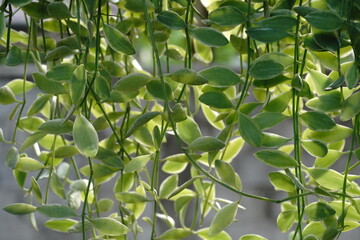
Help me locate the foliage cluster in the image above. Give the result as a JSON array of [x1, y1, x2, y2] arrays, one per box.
[[1, 0, 360, 239]]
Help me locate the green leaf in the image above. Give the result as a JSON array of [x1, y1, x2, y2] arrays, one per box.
[[197, 227, 231, 240], [261, 132, 291, 148], [277, 211, 296, 233], [262, 91, 292, 112], [114, 73, 152, 91], [94, 75, 111, 101], [209, 6, 246, 27], [340, 91, 360, 121], [31, 177, 42, 203], [124, 155, 151, 173], [300, 111, 336, 131], [114, 192, 150, 203], [199, 66, 240, 87], [199, 92, 233, 109], [215, 160, 241, 190], [47, 2, 71, 19], [305, 10, 343, 31], [97, 198, 114, 213], [177, 117, 202, 144], [253, 112, 289, 130], [308, 124, 352, 143], [307, 167, 351, 190], [249, 59, 284, 80], [38, 119, 73, 134], [20, 132, 47, 152], [3, 203, 37, 215], [162, 161, 188, 174], [159, 175, 178, 199], [44, 219, 78, 232], [305, 202, 336, 221], [45, 46, 75, 61], [33, 73, 67, 95], [313, 31, 340, 52], [54, 145, 79, 158], [21, 2, 50, 19], [5, 79, 36, 96], [315, 150, 344, 168], [246, 28, 290, 43], [157, 10, 186, 30], [69, 64, 86, 106], [27, 94, 52, 116], [171, 103, 187, 122], [269, 172, 296, 192], [156, 228, 193, 239], [345, 62, 359, 89], [256, 16, 297, 32], [301, 139, 328, 158], [46, 64, 76, 82], [0, 86, 18, 105], [91, 217, 129, 236], [8, 0, 32, 7], [170, 68, 208, 85], [125, 112, 161, 138], [146, 80, 173, 100], [188, 136, 225, 152], [194, 39, 213, 64], [73, 114, 99, 158], [5, 146, 19, 169], [103, 24, 135, 55], [51, 173, 66, 199], [238, 112, 262, 147], [37, 204, 77, 218], [6, 45, 22, 66], [190, 27, 229, 47], [209, 202, 238, 236], [239, 234, 268, 240], [0, 12, 5, 40], [306, 91, 342, 112], [16, 157, 45, 172], [254, 150, 298, 168]]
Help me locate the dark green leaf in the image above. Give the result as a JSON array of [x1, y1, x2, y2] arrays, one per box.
[[114, 73, 152, 91], [27, 94, 52, 116], [33, 73, 67, 95], [103, 24, 135, 55], [340, 91, 360, 121], [46, 64, 76, 82], [8, 0, 32, 8], [146, 80, 173, 100], [253, 112, 289, 130], [199, 92, 233, 109], [254, 150, 298, 168], [301, 140, 328, 158], [313, 31, 340, 52], [249, 60, 284, 80], [345, 62, 359, 89], [199, 66, 240, 87], [125, 112, 161, 138], [190, 27, 229, 47], [47, 2, 72, 19], [38, 119, 73, 134], [305, 202, 336, 221], [21, 2, 50, 19], [247, 28, 290, 43], [300, 111, 336, 131], [6, 45, 22, 66], [256, 16, 297, 32], [305, 11, 343, 31], [209, 6, 246, 27], [306, 91, 342, 112], [45, 46, 75, 61], [157, 10, 186, 30], [188, 136, 225, 152], [94, 75, 111, 101], [238, 112, 262, 147]]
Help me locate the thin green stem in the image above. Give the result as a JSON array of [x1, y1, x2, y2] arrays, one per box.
[[82, 157, 93, 240], [5, 4, 12, 55]]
